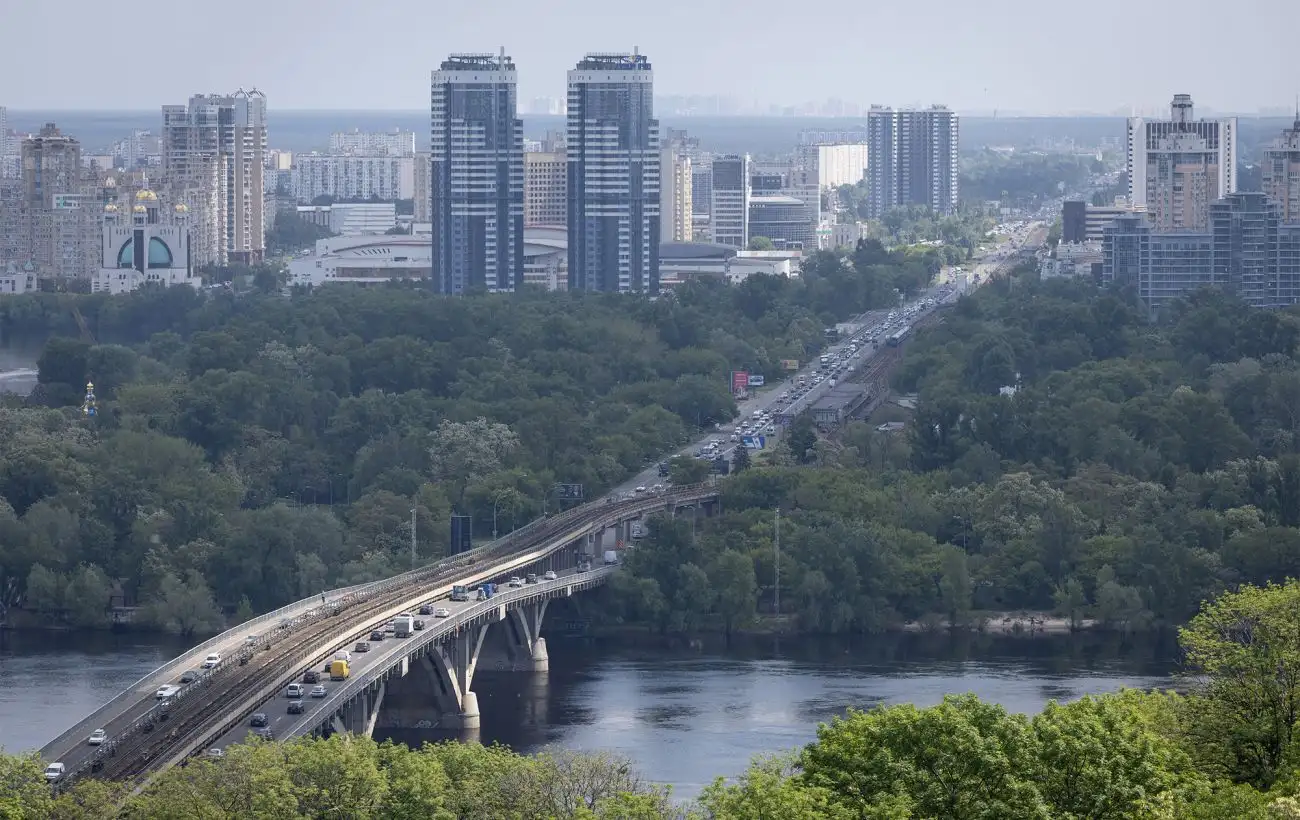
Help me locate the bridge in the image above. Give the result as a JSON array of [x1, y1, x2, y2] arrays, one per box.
[[40, 484, 722, 787]]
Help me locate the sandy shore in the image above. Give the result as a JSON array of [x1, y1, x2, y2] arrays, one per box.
[[900, 613, 1098, 635]]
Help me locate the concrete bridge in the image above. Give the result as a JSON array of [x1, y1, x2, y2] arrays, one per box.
[[40, 485, 721, 787]]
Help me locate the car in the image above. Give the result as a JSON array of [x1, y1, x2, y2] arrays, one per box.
[[44, 763, 65, 781], [287, 700, 305, 715], [156, 684, 181, 699], [508, 578, 523, 588], [543, 570, 557, 581], [250, 713, 269, 727], [418, 605, 433, 616], [244, 635, 259, 646], [87, 729, 107, 746], [255, 728, 275, 741], [433, 607, 451, 618], [355, 641, 371, 652], [413, 619, 425, 630], [180, 670, 199, 684], [286, 683, 304, 698], [370, 630, 385, 641], [526, 573, 539, 584], [302, 669, 320, 684], [635, 486, 647, 494], [206, 748, 224, 760], [310, 685, 327, 698], [383, 621, 396, 634], [202, 653, 221, 669]]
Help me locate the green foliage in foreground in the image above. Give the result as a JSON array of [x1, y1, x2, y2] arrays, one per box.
[[13, 581, 1300, 819]]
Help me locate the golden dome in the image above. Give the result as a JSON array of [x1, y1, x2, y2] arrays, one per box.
[[104, 203, 118, 213], [132, 204, 147, 214], [135, 189, 158, 202]]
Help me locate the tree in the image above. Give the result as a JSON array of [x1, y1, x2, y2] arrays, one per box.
[[731, 443, 752, 473], [63, 563, 113, 628], [748, 236, 775, 251], [23, 563, 64, 613], [710, 550, 757, 639], [669, 455, 711, 486], [1180, 579, 1300, 787], [786, 415, 818, 465], [699, 755, 857, 819], [428, 418, 519, 507], [142, 569, 224, 636]]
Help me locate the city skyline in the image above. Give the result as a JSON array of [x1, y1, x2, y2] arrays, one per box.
[[5, 0, 1294, 115]]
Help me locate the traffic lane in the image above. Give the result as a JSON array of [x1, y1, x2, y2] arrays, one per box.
[[208, 570, 588, 753], [51, 591, 356, 766]]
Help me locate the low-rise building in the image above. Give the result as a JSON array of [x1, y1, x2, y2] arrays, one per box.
[[810, 383, 869, 427], [296, 203, 397, 235], [92, 196, 200, 295]]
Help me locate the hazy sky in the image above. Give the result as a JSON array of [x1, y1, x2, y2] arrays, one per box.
[[4, 0, 1295, 114]]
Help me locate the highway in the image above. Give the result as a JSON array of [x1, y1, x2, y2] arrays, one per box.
[[204, 565, 604, 755]]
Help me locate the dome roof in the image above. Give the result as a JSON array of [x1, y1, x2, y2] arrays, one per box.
[[135, 189, 158, 201], [104, 203, 118, 213], [132, 204, 147, 213], [117, 236, 175, 269]]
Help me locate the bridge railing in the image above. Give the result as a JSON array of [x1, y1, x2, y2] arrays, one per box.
[[304, 565, 619, 734], [47, 483, 719, 765]]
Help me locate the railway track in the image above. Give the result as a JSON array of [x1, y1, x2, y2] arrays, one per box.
[[70, 486, 713, 786]]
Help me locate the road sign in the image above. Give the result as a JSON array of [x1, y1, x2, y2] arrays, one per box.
[[781, 359, 799, 371], [731, 371, 749, 394], [741, 435, 767, 450], [555, 483, 584, 501], [748, 375, 766, 387]]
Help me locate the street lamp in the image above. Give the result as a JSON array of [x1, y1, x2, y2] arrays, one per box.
[[492, 490, 509, 540]]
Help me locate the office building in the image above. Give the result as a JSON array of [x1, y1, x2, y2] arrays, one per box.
[[710, 154, 750, 249], [798, 143, 869, 190], [749, 193, 816, 248], [430, 51, 525, 294], [660, 145, 692, 242], [296, 202, 397, 234], [1063, 198, 1147, 243], [290, 154, 414, 202], [566, 51, 660, 293], [329, 129, 415, 157], [524, 151, 566, 227], [1126, 94, 1236, 232], [21, 124, 97, 279], [866, 105, 959, 218], [413, 152, 431, 222], [1062, 201, 1087, 244], [162, 90, 268, 266], [1263, 117, 1300, 225], [1103, 193, 1300, 313]]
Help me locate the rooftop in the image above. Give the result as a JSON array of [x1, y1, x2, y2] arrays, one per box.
[[659, 242, 737, 261]]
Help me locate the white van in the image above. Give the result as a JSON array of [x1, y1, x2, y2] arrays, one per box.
[[156, 684, 181, 699], [44, 762, 65, 781], [202, 653, 221, 669]]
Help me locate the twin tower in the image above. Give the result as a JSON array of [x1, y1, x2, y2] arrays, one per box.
[[430, 50, 659, 296]]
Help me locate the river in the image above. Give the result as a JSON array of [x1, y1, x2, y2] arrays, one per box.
[[0, 348, 39, 396], [0, 630, 1178, 802]]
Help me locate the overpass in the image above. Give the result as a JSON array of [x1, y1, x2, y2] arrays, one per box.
[[41, 484, 721, 787]]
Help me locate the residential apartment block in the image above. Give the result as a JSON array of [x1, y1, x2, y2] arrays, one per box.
[[290, 154, 415, 202], [866, 105, 959, 218], [710, 154, 750, 249], [524, 151, 566, 227], [328, 129, 416, 157], [1126, 94, 1236, 232], [659, 145, 692, 242], [1263, 117, 1300, 226]]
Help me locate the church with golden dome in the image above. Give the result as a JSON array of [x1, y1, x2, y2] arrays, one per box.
[[93, 177, 199, 294]]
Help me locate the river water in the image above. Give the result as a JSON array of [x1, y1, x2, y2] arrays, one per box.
[[0, 348, 39, 396], [0, 630, 1178, 802]]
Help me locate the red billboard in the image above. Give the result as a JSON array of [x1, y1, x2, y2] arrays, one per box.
[[731, 371, 749, 394]]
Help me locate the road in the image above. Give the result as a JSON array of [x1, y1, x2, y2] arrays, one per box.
[[204, 566, 595, 754]]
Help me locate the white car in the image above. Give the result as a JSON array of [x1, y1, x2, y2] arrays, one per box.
[[87, 729, 107, 746], [543, 571, 557, 581], [508, 578, 524, 588], [44, 763, 65, 782], [202, 653, 221, 669], [433, 607, 451, 618]]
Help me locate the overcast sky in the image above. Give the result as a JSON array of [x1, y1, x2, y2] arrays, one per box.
[[4, 0, 1295, 114]]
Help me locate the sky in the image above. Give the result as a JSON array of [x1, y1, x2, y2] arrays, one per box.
[[3, 0, 1295, 115]]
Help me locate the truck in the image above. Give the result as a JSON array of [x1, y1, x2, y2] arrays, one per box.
[[449, 585, 470, 602], [477, 583, 496, 601], [819, 355, 830, 367], [603, 550, 618, 565], [329, 659, 350, 681], [394, 615, 414, 638]]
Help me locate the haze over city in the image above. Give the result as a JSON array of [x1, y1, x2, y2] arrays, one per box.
[[4, 0, 1295, 114]]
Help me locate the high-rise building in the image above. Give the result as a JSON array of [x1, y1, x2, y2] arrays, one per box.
[[866, 105, 959, 218], [710, 154, 750, 248], [290, 154, 415, 202], [1263, 116, 1300, 225], [797, 143, 869, 190], [524, 151, 566, 227], [430, 51, 524, 294], [1126, 94, 1236, 232], [21, 124, 96, 278], [566, 51, 659, 293], [659, 145, 692, 242], [328, 129, 416, 157], [413, 152, 431, 223], [162, 90, 268, 266]]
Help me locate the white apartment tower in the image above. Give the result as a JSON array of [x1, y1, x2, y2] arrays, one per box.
[[567, 51, 660, 293], [1264, 116, 1300, 226], [710, 154, 750, 248], [659, 145, 693, 242], [21, 124, 96, 279], [866, 105, 959, 218], [430, 51, 524, 294], [1126, 94, 1237, 232], [162, 89, 267, 266]]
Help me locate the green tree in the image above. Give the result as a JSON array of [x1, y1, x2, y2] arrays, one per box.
[[710, 550, 757, 638], [142, 569, 224, 636], [699, 755, 858, 819], [732, 443, 752, 473], [786, 416, 818, 465], [1180, 579, 1300, 787], [63, 563, 113, 628], [669, 455, 712, 486], [748, 236, 775, 251]]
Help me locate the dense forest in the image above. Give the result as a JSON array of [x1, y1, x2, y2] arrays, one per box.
[[605, 274, 1300, 633], [11, 581, 1300, 818], [0, 240, 934, 630]]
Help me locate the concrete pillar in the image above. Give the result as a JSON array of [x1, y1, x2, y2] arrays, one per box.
[[460, 690, 480, 729], [362, 681, 385, 738], [531, 637, 549, 672]]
